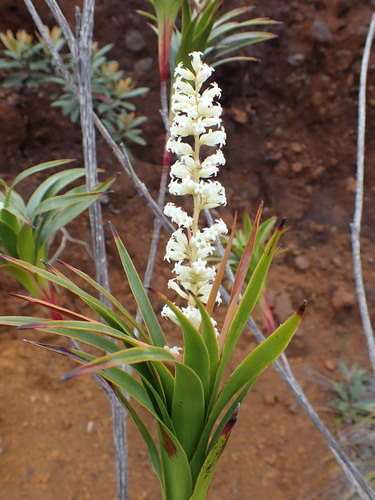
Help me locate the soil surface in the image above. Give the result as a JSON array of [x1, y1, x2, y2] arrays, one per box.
[[1, 1, 375, 499]]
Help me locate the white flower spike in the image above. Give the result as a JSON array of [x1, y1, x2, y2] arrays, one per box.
[[163, 52, 227, 329]]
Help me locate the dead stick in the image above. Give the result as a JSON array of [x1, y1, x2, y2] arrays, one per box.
[[351, 11, 375, 379]]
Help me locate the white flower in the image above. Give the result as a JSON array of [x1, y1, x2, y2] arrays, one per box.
[[174, 63, 195, 81], [167, 137, 194, 155], [163, 52, 227, 325], [170, 156, 197, 179], [199, 128, 226, 147], [197, 181, 227, 209], [164, 228, 190, 262], [200, 150, 225, 178], [164, 345, 183, 355], [164, 203, 193, 228], [190, 52, 214, 86]]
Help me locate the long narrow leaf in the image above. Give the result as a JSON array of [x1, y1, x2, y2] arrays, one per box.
[[190, 406, 238, 499], [10, 159, 74, 191], [154, 291, 210, 399], [61, 346, 175, 380], [57, 260, 147, 340], [26, 168, 87, 217], [172, 363, 205, 461], [110, 223, 167, 347]]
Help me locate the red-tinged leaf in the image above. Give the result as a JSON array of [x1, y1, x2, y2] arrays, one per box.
[[9, 293, 96, 322], [22, 339, 87, 363], [230, 201, 263, 303], [60, 346, 175, 381], [190, 406, 239, 500], [206, 212, 237, 317]]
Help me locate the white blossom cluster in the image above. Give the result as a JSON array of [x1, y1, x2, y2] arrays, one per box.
[[162, 52, 228, 330]]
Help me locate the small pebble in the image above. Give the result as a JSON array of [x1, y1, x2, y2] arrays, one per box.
[[125, 29, 146, 52], [294, 255, 311, 271], [324, 360, 337, 371], [292, 161, 303, 173], [312, 20, 333, 43]]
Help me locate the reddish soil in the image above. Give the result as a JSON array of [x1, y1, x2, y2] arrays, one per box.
[[1, 1, 375, 499]]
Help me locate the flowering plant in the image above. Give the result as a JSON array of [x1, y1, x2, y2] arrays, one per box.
[[0, 53, 303, 499]]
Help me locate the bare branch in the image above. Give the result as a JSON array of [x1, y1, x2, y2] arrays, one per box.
[[23, 1, 128, 498], [48, 227, 93, 265], [24, 0, 173, 235], [351, 11, 375, 378]]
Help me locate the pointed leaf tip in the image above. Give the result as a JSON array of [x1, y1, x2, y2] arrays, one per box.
[[56, 259, 69, 267], [222, 404, 240, 435], [40, 259, 57, 273], [60, 371, 74, 382], [108, 221, 119, 239], [297, 300, 307, 317], [277, 217, 287, 231], [18, 322, 45, 330]]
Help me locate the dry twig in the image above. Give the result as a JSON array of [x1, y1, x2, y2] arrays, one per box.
[[351, 11, 375, 378]]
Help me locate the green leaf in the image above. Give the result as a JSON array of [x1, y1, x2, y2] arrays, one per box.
[[213, 308, 303, 433], [32, 190, 108, 216], [61, 346, 175, 380], [22, 322, 122, 354], [56, 261, 147, 340], [212, 6, 255, 28], [10, 159, 74, 191], [172, 363, 205, 461], [112, 385, 162, 481], [192, 297, 218, 396], [190, 406, 238, 500], [192, 307, 303, 480], [159, 295, 210, 400], [110, 223, 167, 347], [219, 221, 285, 375], [157, 422, 193, 500], [16, 224, 36, 264], [0, 220, 18, 256], [0, 208, 21, 234], [0, 256, 136, 336], [26, 168, 86, 217], [0, 265, 40, 296]]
